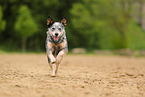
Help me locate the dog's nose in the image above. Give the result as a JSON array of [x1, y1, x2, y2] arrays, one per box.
[[55, 33, 58, 36]]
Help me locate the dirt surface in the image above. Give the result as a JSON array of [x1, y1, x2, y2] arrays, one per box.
[[0, 54, 145, 97]]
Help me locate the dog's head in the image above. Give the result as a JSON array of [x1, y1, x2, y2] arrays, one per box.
[[47, 16, 66, 42]]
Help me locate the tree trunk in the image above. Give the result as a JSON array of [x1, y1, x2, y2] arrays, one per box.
[[22, 37, 26, 52], [141, 1, 145, 30], [119, 0, 132, 48]]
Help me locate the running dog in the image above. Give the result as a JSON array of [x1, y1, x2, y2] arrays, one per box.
[[46, 16, 68, 77]]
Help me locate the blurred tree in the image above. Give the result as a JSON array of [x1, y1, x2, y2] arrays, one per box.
[[0, 6, 6, 34], [70, 0, 121, 49], [127, 20, 145, 49], [70, 0, 145, 50], [70, 0, 100, 48], [14, 5, 38, 52], [0, 0, 145, 51], [0, 0, 79, 51], [139, 0, 145, 30]]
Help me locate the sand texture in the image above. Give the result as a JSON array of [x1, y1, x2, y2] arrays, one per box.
[[0, 54, 145, 97]]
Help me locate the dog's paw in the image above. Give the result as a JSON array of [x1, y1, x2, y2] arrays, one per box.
[[51, 73, 56, 77], [51, 74, 56, 77]]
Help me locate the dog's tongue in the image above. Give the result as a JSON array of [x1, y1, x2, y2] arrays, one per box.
[[54, 36, 59, 41]]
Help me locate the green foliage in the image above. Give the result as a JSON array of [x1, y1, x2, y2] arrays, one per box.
[[0, 6, 6, 33], [127, 21, 145, 50], [70, 0, 145, 50], [14, 5, 38, 38], [70, 0, 100, 48], [0, 0, 145, 52], [70, 0, 116, 49]]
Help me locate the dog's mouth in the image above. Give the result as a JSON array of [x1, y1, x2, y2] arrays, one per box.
[[53, 36, 59, 41]]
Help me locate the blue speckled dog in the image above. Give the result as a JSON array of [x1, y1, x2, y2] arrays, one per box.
[[46, 16, 68, 77]]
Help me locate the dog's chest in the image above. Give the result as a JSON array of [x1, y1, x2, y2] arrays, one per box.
[[51, 45, 61, 56]]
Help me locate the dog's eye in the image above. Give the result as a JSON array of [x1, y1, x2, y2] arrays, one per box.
[[58, 28, 62, 31], [52, 28, 55, 31]]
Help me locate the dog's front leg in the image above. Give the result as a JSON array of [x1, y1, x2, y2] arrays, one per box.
[[47, 51, 56, 63], [55, 48, 68, 74], [47, 52, 57, 77]]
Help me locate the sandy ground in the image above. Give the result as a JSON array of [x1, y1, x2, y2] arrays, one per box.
[[0, 54, 145, 97]]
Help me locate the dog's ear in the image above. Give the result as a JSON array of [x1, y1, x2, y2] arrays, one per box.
[[47, 16, 54, 27], [61, 17, 67, 26]]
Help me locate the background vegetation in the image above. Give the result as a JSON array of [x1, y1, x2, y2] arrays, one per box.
[[0, 0, 145, 52]]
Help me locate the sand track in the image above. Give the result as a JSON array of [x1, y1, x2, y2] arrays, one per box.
[[0, 54, 145, 97]]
